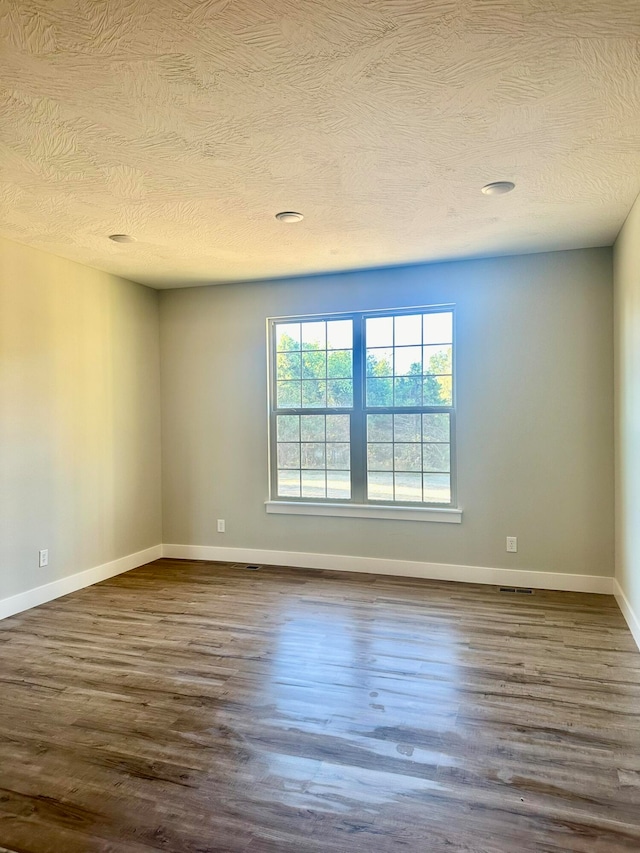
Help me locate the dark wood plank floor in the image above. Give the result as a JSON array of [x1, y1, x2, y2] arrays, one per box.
[[0, 559, 639, 853]]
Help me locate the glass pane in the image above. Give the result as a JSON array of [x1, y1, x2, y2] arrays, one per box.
[[327, 379, 353, 408], [302, 470, 326, 498], [277, 415, 300, 442], [423, 443, 450, 472], [327, 471, 351, 499], [393, 413, 421, 442], [301, 443, 326, 469], [423, 375, 446, 405], [368, 472, 393, 501], [327, 350, 352, 378], [395, 314, 422, 345], [367, 377, 393, 407], [422, 413, 449, 442], [366, 316, 393, 347], [394, 346, 422, 376], [394, 443, 422, 471], [300, 415, 325, 441], [435, 375, 453, 406], [423, 473, 451, 503], [277, 381, 301, 408], [394, 376, 422, 407], [424, 345, 452, 374], [395, 472, 422, 502], [277, 351, 301, 381], [277, 443, 300, 469], [424, 312, 452, 345], [301, 380, 326, 407], [367, 443, 393, 471], [301, 321, 326, 350], [302, 350, 326, 379], [276, 323, 301, 351], [327, 443, 350, 470], [326, 414, 350, 442], [327, 320, 352, 350], [278, 469, 300, 497], [366, 348, 393, 376], [367, 414, 392, 442], [422, 444, 451, 472]]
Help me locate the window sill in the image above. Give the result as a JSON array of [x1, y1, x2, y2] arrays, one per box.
[[265, 501, 462, 523]]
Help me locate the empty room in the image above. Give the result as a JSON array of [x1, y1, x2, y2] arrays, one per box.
[[1, 1, 640, 851]]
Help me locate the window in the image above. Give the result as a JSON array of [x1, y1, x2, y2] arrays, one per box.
[[268, 306, 455, 511]]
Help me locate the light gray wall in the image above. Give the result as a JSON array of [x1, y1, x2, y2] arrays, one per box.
[[614, 192, 640, 619], [0, 236, 162, 600], [160, 248, 614, 576]]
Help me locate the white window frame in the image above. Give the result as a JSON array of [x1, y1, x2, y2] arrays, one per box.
[[266, 305, 461, 523]]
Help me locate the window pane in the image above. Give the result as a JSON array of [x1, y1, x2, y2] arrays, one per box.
[[394, 376, 421, 407], [277, 443, 300, 469], [424, 312, 452, 344], [394, 346, 422, 376], [301, 380, 326, 407], [395, 314, 421, 345], [327, 471, 351, 499], [327, 320, 352, 350], [327, 443, 350, 470], [423, 375, 452, 406], [394, 413, 421, 442], [327, 379, 353, 408], [300, 415, 325, 441], [422, 413, 449, 442], [276, 323, 301, 351], [367, 414, 392, 442], [367, 377, 393, 407], [395, 472, 422, 502], [423, 473, 451, 503], [326, 414, 350, 442], [366, 316, 393, 347], [368, 443, 393, 471], [423, 443, 450, 473], [394, 443, 422, 471], [277, 381, 301, 408], [435, 375, 453, 406], [277, 352, 301, 381], [302, 470, 326, 498], [366, 348, 393, 376], [327, 350, 352, 378], [277, 415, 300, 442], [424, 345, 452, 374], [301, 321, 326, 350], [278, 470, 300, 497], [301, 443, 326, 469], [302, 350, 326, 379], [368, 472, 393, 501]]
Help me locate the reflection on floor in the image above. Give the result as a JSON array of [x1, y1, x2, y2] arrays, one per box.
[[0, 558, 639, 852]]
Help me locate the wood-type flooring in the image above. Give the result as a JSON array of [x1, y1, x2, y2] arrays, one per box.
[[0, 558, 639, 852]]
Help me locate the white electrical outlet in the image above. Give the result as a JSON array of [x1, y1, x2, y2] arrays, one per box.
[[217, 519, 226, 533], [506, 537, 518, 553], [39, 549, 49, 567]]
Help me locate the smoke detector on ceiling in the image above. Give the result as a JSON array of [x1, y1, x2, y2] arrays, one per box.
[[108, 234, 136, 243], [481, 182, 515, 195], [275, 211, 304, 223]]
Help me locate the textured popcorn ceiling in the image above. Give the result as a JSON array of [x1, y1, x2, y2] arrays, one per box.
[[1, 1, 639, 289]]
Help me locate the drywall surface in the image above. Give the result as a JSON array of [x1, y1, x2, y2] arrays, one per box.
[[160, 248, 614, 576], [0, 236, 162, 600], [614, 193, 640, 625]]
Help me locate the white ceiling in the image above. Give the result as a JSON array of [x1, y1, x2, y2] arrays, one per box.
[[1, 0, 639, 289]]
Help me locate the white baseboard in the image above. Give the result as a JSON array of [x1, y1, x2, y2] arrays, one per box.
[[0, 545, 162, 621], [162, 544, 613, 594], [613, 579, 640, 651]]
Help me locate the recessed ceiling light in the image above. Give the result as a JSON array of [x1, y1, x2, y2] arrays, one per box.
[[108, 233, 136, 243], [275, 211, 304, 223], [481, 181, 515, 196]]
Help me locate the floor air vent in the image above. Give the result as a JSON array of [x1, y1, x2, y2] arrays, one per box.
[[498, 586, 533, 594], [244, 565, 262, 571]]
